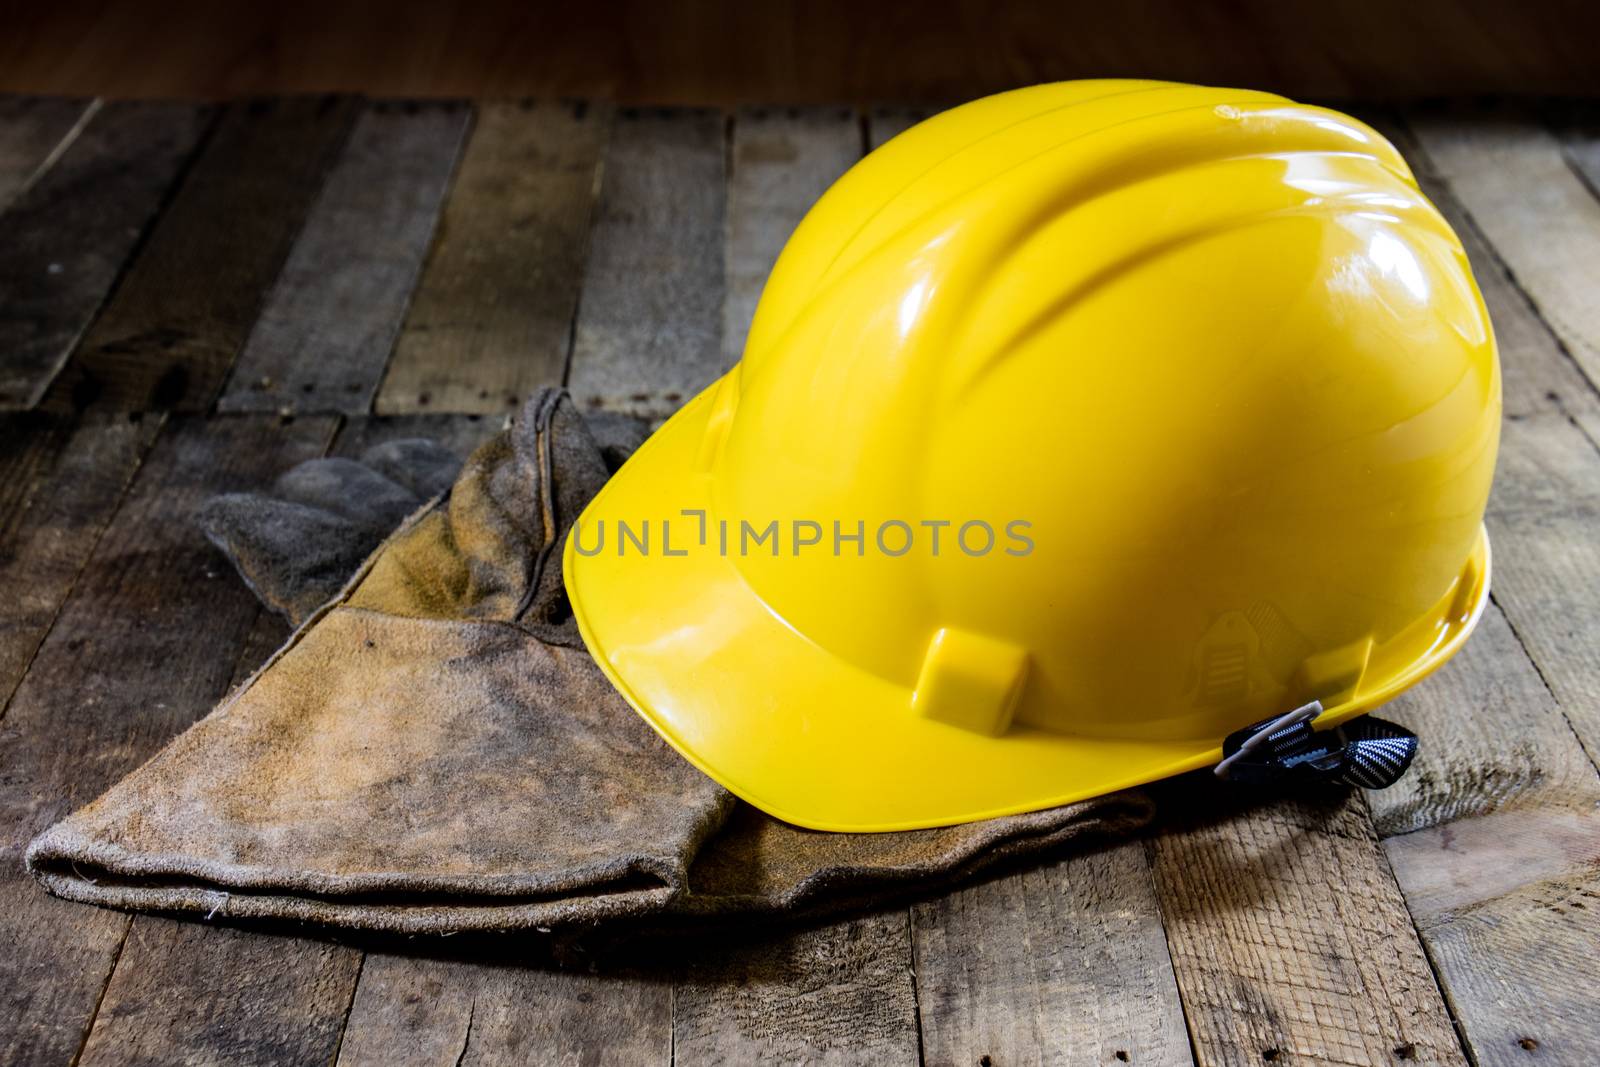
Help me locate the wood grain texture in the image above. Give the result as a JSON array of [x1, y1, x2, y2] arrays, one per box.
[[0, 413, 335, 1064], [0, 95, 94, 209], [0, 102, 212, 408], [1149, 789, 1467, 1067], [0, 412, 160, 716], [1373, 114, 1600, 419], [911, 840, 1192, 1067], [338, 954, 671, 1066], [76, 921, 362, 1067], [0, 411, 157, 1067], [375, 100, 608, 415], [1374, 600, 1600, 1066], [44, 97, 358, 413], [1411, 868, 1600, 1067], [723, 107, 860, 365], [672, 913, 920, 1066], [1405, 109, 1600, 393], [1385, 775, 1600, 1066], [219, 101, 469, 414], [567, 107, 726, 418], [1483, 416, 1600, 778]]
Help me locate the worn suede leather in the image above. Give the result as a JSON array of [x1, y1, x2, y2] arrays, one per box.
[[28, 390, 1153, 934]]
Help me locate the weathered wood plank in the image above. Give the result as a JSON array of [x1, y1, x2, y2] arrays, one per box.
[[1407, 868, 1600, 1067], [0, 412, 160, 715], [0, 413, 336, 1064], [672, 913, 920, 1066], [567, 107, 726, 418], [1372, 598, 1600, 1065], [1384, 718, 1600, 1067], [1406, 108, 1600, 392], [375, 100, 609, 415], [1149, 788, 1466, 1066], [0, 102, 212, 409], [43, 97, 358, 413], [0, 409, 159, 1064], [1482, 413, 1600, 768], [338, 954, 672, 1066], [219, 101, 470, 415], [1463, 518, 1600, 1067], [76, 921, 362, 1067], [1374, 113, 1600, 418], [0, 95, 95, 209], [723, 107, 860, 365], [912, 840, 1192, 1067], [1557, 107, 1600, 202]]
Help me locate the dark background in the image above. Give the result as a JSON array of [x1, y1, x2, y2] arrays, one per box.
[[3, 0, 1598, 102]]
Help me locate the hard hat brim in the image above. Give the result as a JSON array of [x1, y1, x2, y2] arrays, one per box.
[[565, 381, 1491, 832]]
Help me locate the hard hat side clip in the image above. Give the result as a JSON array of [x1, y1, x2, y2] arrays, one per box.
[[1214, 701, 1418, 789]]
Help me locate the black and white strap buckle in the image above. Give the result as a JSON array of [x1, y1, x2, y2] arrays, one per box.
[[1213, 701, 1419, 789]]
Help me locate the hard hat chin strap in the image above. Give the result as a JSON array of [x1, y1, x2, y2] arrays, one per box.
[[1213, 701, 1419, 789]]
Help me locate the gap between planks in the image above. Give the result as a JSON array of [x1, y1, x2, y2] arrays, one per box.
[[39, 97, 361, 414], [0, 101, 215, 409], [0, 96, 97, 211], [374, 100, 610, 416]]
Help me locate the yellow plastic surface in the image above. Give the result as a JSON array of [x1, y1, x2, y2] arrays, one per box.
[[565, 80, 1502, 832]]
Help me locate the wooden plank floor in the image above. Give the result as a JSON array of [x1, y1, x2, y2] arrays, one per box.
[[1, 96, 1598, 1066]]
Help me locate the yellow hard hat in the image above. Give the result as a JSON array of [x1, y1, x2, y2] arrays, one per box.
[[564, 80, 1500, 832]]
